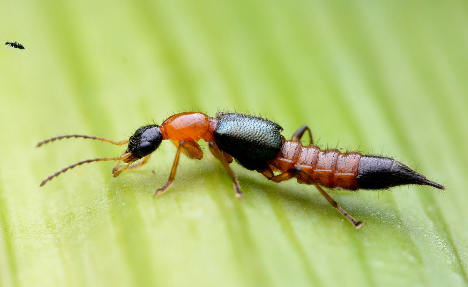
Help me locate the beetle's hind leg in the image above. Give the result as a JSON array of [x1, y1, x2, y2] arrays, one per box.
[[259, 167, 363, 229], [310, 180, 364, 229], [291, 125, 313, 145]]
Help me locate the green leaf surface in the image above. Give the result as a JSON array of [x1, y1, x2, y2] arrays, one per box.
[[1, 0, 467, 286]]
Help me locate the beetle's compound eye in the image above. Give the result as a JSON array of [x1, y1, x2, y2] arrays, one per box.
[[127, 125, 163, 158]]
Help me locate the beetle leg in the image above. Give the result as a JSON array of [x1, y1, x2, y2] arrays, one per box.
[[291, 125, 313, 145], [221, 150, 233, 163], [260, 167, 363, 229], [154, 141, 185, 195], [171, 140, 203, 160], [208, 141, 243, 197], [258, 165, 274, 179]]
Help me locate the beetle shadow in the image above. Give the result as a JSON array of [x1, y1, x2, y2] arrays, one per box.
[[235, 172, 408, 229], [111, 161, 411, 230]]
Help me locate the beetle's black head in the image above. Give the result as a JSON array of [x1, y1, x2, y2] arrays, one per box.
[[126, 125, 163, 159]]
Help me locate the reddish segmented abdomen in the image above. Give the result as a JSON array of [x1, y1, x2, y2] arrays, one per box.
[[266, 141, 361, 190]]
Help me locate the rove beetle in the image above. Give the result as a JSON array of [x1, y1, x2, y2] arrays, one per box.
[[37, 112, 444, 228]]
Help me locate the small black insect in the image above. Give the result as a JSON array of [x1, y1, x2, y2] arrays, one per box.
[[5, 41, 25, 50], [1, 32, 25, 53]]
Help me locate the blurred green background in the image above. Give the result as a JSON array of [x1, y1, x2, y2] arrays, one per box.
[[1, 0, 467, 286]]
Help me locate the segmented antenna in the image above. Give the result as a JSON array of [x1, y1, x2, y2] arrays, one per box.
[[36, 134, 129, 147], [40, 154, 131, 186], [37, 134, 131, 186]]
